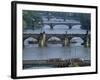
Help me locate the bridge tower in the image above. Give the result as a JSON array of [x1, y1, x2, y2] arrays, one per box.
[[39, 32, 47, 47]]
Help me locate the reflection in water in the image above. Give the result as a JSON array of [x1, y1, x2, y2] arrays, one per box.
[[23, 44, 90, 61]]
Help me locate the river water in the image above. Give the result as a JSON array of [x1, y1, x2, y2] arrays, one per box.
[[23, 44, 90, 61]]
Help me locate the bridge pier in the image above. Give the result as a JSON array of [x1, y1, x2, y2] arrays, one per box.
[[84, 37, 90, 48], [50, 24, 53, 29], [68, 24, 72, 29], [63, 37, 70, 47], [39, 32, 47, 47], [84, 31, 90, 47]]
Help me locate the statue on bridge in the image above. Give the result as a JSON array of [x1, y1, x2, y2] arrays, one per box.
[[39, 31, 47, 47]]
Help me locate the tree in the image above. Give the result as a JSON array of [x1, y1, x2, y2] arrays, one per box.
[[72, 13, 91, 30], [23, 10, 43, 30]]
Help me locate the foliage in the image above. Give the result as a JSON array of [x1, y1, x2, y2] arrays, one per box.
[[71, 13, 91, 30], [23, 10, 43, 30]]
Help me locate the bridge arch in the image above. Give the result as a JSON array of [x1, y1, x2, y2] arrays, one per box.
[[71, 25, 82, 29], [43, 24, 51, 30], [70, 37, 84, 46], [47, 36, 62, 47], [53, 25, 69, 30], [48, 36, 61, 41], [24, 37, 38, 46]]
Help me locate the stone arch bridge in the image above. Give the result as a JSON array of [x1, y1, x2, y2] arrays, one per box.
[[23, 31, 90, 47], [43, 21, 81, 29]]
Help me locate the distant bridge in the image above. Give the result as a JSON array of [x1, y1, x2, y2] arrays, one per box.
[[42, 20, 81, 29]]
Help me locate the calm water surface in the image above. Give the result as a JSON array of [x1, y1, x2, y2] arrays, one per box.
[[23, 44, 90, 61]]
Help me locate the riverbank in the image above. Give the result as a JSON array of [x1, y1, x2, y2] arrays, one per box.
[[23, 58, 90, 69]]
